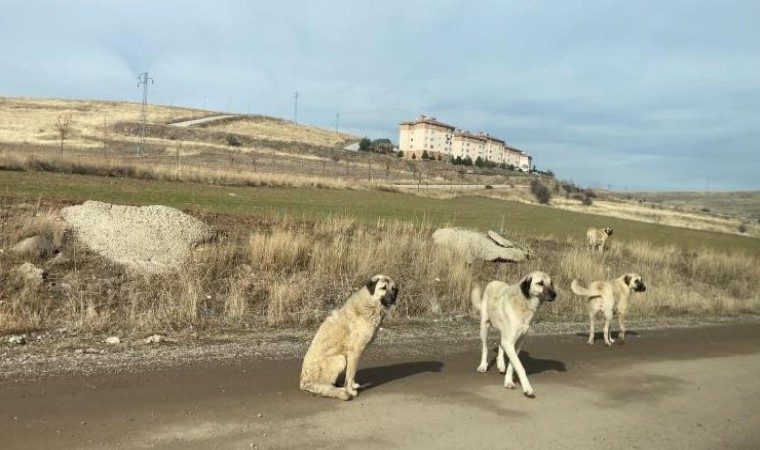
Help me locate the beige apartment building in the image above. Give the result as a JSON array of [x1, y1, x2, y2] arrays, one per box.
[[399, 115, 533, 170], [398, 115, 455, 159]]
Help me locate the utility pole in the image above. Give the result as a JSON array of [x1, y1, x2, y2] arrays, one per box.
[[293, 91, 299, 124], [137, 71, 153, 156]]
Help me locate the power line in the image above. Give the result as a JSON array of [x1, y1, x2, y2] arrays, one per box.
[[293, 91, 299, 124], [137, 71, 153, 155]]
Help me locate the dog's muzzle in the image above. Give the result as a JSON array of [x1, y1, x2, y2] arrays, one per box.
[[541, 288, 557, 302], [635, 282, 647, 292], [381, 288, 398, 307]]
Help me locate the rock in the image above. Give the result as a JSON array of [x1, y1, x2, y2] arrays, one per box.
[[61, 201, 214, 273], [144, 334, 172, 344], [432, 228, 528, 263], [10, 235, 57, 259], [8, 335, 26, 345], [487, 230, 516, 248], [105, 336, 121, 345]]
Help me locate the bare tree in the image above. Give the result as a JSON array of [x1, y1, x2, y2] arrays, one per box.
[[55, 114, 74, 156]]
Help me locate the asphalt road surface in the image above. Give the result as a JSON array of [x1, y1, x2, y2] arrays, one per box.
[[2, 324, 759, 449]]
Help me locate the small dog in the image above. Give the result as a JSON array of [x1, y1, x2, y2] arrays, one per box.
[[472, 271, 557, 397], [300, 275, 398, 400], [571, 273, 646, 346], [587, 227, 613, 252]]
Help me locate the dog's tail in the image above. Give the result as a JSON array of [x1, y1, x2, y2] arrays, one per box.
[[570, 279, 595, 297], [300, 382, 353, 401], [471, 283, 483, 314]]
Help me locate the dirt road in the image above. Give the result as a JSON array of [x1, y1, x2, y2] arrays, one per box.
[[2, 324, 759, 449]]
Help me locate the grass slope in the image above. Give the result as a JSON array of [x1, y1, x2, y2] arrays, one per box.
[[2, 170, 758, 255]]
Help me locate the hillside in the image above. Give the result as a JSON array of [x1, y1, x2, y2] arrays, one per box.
[[1, 96, 758, 238]]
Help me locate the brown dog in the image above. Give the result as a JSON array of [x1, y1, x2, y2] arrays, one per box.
[[300, 275, 398, 400], [571, 273, 646, 346], [586, 227, 613, 252]]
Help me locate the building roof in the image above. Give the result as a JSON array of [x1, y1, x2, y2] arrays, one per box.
[[399, 115, 455, 130]]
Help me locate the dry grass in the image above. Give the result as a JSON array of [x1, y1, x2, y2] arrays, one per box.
[[207, 116, 357, 148], [0, 151, 351, 190], [1, 205, 758, 335], [0, 97, 209, 149], [552, 197, 760, 238]]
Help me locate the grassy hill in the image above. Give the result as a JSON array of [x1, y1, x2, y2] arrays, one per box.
[[0, 97, 758, 333]]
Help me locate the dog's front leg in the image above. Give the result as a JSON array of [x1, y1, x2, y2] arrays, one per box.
[[501, 340, 533, 397], [344, 351, 360, 397], [617, 312, 626, 344]]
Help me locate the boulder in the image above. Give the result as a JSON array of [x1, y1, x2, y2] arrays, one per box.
[[61, 201, 214, 273], [432, 228, 528, 263]]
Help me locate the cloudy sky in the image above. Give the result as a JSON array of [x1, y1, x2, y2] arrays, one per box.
[[1, 0, 758, 191]]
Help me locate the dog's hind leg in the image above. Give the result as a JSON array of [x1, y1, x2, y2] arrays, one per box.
[[300, 355, 352, 401], [477, 319, 490, 372], [497, 345, 506, 374], [588, 310, 596, 345], [603, 309, 614, 346]]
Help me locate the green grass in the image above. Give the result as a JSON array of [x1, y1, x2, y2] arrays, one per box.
[[3, 170, 759, 255]]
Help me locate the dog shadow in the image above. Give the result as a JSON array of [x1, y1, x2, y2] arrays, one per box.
[[351, 361, 445, 392], [488, 351, 566, 375], [575, 330, 640, 342]]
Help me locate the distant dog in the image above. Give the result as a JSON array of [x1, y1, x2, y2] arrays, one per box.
[[571, 273, 646, 346], [587, 227, 613, 252], [472, 271, 557, 397], [300, 275, 398, 400]]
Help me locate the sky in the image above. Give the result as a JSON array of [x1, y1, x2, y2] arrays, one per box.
[[1, 0, 758, 192]]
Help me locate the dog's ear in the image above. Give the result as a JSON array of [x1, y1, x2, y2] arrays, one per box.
[[624, 274, 631, 286], [520, 276, 532, 298], [366, 277, 379, 295]]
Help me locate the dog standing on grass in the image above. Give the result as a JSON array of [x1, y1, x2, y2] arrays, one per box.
[[571, 273, 646, 346], [300, 275, 398, 400], [472, 271, 557, 398], [587, 227, 613, 252]]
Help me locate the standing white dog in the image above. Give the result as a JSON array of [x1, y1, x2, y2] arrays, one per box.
[[471, 271, 557, 398], [571, 273, 646, 346]]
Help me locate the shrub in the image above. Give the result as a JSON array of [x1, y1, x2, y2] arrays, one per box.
[[530, 179, 551, 204], [226, 134, 243, 147]]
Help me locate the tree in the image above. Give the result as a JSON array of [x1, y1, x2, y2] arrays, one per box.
[[396, 150, 404, 158], [55, 114, 74, 156], [463, 156, 473, 166], [371, 138, 393, 154], [359, 137, 371, 151], [475, 156, 485, 168], [421, 150, 430, 160]]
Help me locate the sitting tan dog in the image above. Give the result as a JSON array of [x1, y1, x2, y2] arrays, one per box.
[[300, 275, 398, 400], [571, 273, 646, 346], [472, 271, 557, 398], [587, 227, 613, 253]]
